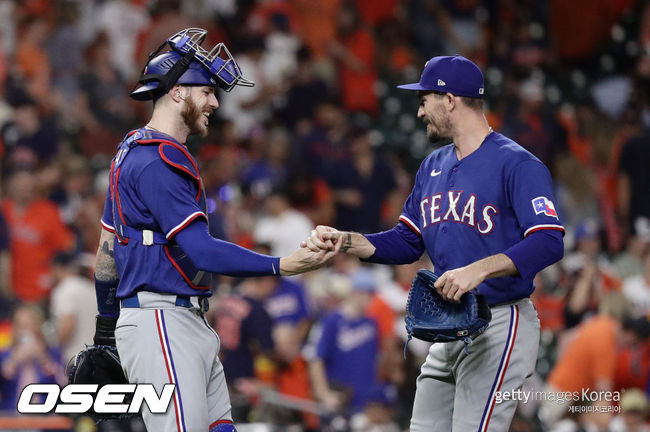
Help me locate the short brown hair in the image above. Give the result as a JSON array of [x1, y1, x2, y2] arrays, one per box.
[[460, 96, 484, 111]]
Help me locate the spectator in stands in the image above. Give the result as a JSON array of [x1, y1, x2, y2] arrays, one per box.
[[240, 128, 291, 202], [609, 388, 650, 432], [622, 243, 650, 315], [351, 266, 396, 347], [278, 45, 329, 130], [541, 293, 637, 428], [208, 277, 275, 421], [77, 32, 135, 157], [613, 315, 650, 399], [14, 16, 52, 105], [265, 274, 313, 342], [328, 1, 378, 116], [294, 98, 350, 178], [272, 323, 320, 430], [562, 220, 621, 328], [0, 206, 10, 304], [350, 384, 400, 432], [307, 270, 380, 414], [1, 88, 59, 165], [618, 126, 650, 236], [253, 185, 314, 258], [219, 37, 283, 138], [500, 77, 568, 174], [326, 127, 397, 233], [0, 303, 66, 412], [49, 252, 95, 364], [1, 169, 73, 303]]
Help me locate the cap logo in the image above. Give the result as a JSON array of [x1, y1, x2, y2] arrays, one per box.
[[437, 79, 446, 86], [210, 77, 216, 84], [479, 88, 484, 95]]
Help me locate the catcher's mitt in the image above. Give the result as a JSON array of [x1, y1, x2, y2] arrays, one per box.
[[66, 344, 134, 421], [405, 269, 492, 354]]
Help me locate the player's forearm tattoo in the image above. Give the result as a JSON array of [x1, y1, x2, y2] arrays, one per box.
[[102, 240, 114, 258], [96, 231, 119, 281], [341, 232, 353, 252]]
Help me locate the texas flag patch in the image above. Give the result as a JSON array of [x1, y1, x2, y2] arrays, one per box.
[[532, 196, 558, 218]]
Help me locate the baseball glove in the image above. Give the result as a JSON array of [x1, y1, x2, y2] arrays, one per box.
[[405, 269, 492, 354], [66, 316, 135, 421]]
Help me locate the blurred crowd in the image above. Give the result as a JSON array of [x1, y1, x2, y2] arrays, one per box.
[[0, 0, 649, 431]]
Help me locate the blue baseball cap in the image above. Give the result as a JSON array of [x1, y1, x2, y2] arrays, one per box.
[[351, 268, 376, 293], [397, 55, 485, 98]]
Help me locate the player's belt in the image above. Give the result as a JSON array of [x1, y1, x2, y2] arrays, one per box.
[[120, 292, 209, 313], [489, 298, 527, 308]]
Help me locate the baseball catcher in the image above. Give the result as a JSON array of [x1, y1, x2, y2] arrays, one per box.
[[78, 27, 338, 431]]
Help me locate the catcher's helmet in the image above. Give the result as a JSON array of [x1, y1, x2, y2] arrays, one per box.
[[131, 28, 254, 101]]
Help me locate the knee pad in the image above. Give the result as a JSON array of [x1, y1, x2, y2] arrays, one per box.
[[209, 421, 237, 432]]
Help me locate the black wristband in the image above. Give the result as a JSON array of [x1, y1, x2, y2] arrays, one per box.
[[94, 315, 119, 346]]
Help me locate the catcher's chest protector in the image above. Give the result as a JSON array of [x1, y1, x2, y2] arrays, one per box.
[[110, 128, 212, 289]]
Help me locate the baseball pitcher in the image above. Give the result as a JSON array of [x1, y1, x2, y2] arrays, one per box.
[[304, 55, 565, 431]]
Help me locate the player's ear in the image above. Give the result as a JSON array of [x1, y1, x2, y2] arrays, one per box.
[[445, 93, 456, 112], [169, 84, 186, 103]]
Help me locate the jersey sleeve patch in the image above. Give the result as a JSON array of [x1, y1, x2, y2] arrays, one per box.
[[531, 196, 558, 219]]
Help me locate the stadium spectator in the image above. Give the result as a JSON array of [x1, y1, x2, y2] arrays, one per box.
[[349, 384, 401, 432], [307, 270, 380, 414], [618, 127, 650, 236], [253, 186, 314, 258], [271, 323, 320, 430], [77, 32, 135, 157], [293, 99, 351, 178], [1, 169, 73, 303], [0, 303, 66, 412], [622, 244, 650, 315], [561, 220, 621, 328], [0, 207, 10, 304], [209, 277, 275, 421], [612, 315, 650, 396], [49, 252, 95, 364], [278, 45, 329, 130], [328, 1, 379, 116], [609, 388, 650, 432], [14, 16, 52, 106], [541, 293, 637, 427], [264, 276, 312, 341], [325, 127, 398, 233], [500, 77, 568, 174], [1, 88, 59, 165]]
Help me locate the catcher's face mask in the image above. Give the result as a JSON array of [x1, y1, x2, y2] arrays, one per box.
[[131, 28, 255, 101]]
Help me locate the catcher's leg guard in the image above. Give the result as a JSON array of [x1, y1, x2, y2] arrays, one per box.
[[210, 420, 236, 432]]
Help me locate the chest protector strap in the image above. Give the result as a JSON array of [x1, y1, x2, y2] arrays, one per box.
[[110, 128, 212, 290]]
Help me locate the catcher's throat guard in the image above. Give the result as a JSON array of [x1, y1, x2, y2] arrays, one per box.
[[405, 270, 492, 356]]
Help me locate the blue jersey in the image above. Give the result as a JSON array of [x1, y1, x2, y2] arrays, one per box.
[[315, 311, 379, 412], [101, 128, 212, 298], [399, 131, 564, 305], [265, 278, 311, 325]]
